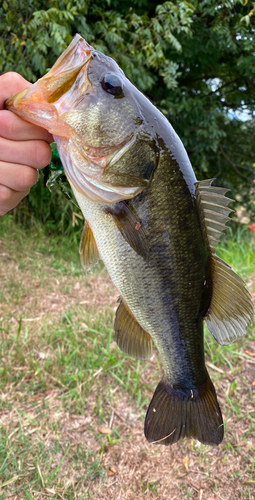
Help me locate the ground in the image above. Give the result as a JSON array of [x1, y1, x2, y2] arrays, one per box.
[[0, 220, 254, 499]]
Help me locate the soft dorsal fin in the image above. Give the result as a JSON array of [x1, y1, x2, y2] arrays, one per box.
[[114, 298, 153, 360], [196, 178, 254, 345], [205, 255, 254, 345], [79, 220, 100, 273]]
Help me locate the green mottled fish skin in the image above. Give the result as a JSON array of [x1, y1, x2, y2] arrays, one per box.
[[72, 139, 211, 390], [66, 48, 212, 390], [6, 37, 226, 444], [65, 49, 223, 445]]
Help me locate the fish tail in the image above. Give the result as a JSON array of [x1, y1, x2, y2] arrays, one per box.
[[144, 376, 223, 446]]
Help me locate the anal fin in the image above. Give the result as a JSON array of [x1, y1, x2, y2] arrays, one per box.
[[79, 220, 100, 274], [114, 299, 153, 360]]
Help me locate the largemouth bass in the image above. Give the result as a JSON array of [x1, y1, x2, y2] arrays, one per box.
[[6, 34, 254, 446]]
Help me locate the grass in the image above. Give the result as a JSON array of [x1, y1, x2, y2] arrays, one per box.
[[0, 215, 255, 499]]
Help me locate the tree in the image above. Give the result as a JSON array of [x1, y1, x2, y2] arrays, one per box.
[[1, 0, 255, 225]]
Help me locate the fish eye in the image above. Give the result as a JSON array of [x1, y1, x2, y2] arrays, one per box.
[[101, 73, 123, 97]]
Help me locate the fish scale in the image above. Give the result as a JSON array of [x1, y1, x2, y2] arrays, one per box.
[[6, 34, 253, 446], [71, 151, 208, 388]]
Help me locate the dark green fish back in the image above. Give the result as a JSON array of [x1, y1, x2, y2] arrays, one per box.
[[128, 146, 211, 386]]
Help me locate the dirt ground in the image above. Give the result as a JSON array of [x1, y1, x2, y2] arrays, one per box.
[[0, 234, 255, 500]]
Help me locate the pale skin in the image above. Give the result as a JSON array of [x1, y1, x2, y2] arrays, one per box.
[[0, 72, 53, 216]]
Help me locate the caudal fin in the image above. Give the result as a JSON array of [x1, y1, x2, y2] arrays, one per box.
[[144, 376, 223, 446]]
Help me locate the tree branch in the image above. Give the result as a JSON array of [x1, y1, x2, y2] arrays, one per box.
[[219, 144, 253, 180]]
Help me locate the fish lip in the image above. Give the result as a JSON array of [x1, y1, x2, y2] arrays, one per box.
[[6, 88, 29, 109]]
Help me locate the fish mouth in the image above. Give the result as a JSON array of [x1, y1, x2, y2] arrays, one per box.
[[6, 33, 133, 162], [6, 33, 144, 203], [6, 34, 92, 135]]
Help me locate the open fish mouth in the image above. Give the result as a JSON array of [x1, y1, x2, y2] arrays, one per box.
[[6, 35, 142, 202], [6, 34, 146, 203], [6, 34, 92, 135]]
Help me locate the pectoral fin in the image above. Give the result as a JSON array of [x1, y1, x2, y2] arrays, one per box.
[[196, 179, 254, 344], [79, 220, 100, 273], [114, 299, 153, 360], [105, 201, 150, 261]]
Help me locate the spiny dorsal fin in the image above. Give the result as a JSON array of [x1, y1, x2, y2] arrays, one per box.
[[195, 178, 233, 253], [79, 220, 100, 274], [196, 178, 254, 345], [114, 298, 153, 360]]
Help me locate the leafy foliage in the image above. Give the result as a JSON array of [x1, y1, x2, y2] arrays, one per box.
[[1, 0, 255, 228]]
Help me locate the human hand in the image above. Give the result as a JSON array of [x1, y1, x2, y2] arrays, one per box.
[[0, 72, 53, 215]]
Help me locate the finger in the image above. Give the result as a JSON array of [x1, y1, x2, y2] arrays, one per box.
[[0, 137, 52, 169], [0, 161, 39, 192], [0, 72, 32, 110], [0, 110, 53, 143], [0, 184, 29, 216]]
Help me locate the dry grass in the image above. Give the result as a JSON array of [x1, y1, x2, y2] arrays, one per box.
[[0, 219, 254, 500]]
